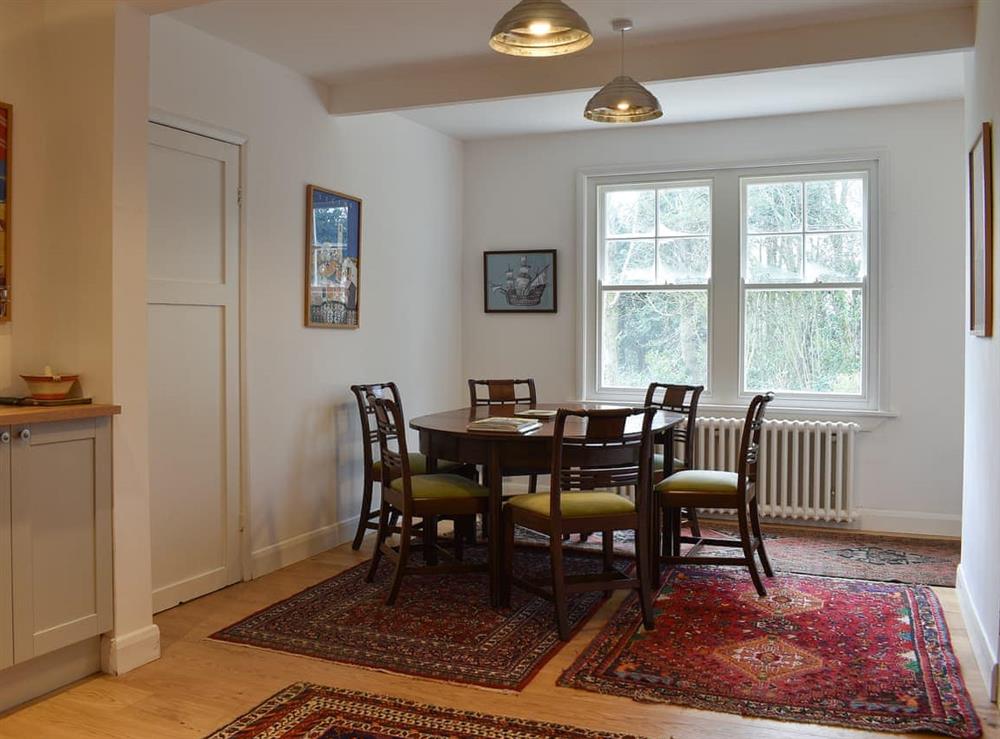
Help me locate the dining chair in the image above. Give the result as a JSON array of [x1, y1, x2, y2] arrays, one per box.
[[364, 390, 490, 606], [645, 383, 704, 540], [656, 392, 774, 596], [501, 407, 657, 640], [468, 378, 540, 493], [350, 382, 474, 551]]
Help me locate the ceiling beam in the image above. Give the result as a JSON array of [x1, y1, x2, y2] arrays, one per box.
[[326, 6, 973, 115]]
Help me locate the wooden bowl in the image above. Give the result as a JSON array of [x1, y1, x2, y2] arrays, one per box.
[[20, 374, 79, 400]]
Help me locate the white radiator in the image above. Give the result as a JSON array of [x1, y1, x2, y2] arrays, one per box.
[[691, 417, 859, 522]]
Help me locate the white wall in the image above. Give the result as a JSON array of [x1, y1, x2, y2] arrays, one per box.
[[463, 101, 966, 535], [959, 0, 1000, 700], [149, 16, 465, 574]]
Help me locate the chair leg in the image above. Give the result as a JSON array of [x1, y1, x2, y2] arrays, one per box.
[[502, 508, 515, 607], [749, 497, 774, 577], [737, 502, 766, 597], [670, 507, 681, 557], [660, 503, 670, 558], [423, 515, 439, 566], [686, 507, 702, 538], [549, 533, 570, 640], [365, 500, 391, 583], [601, 529, 615, 598], [385, 514, 412, 606], [453, 516, 465, 561], [635, 525, 656, 631], [352, 476, 375, 550], [528, 474, 538, 494]]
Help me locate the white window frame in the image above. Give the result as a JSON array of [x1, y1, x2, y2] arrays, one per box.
[[596, 177, 714, 397], [578, 155, 884, 415]]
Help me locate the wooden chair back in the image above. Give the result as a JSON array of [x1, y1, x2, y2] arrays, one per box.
[[350, 382, 404, 474], [644, 383, 703, 469], [736, 393, 774, 491], [549, 406, 655, 524], [366, 390, 415, 511], [468, 378, 537, 406]]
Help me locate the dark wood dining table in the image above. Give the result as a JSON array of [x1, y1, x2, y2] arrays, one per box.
[[410, 402, 685, 607]]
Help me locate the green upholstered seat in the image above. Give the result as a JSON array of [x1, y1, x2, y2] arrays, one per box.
[[389, 473, 488, 500], [653, 452, 686, 472], [373, 453, 465, 480], [507, 492, 635, 518], [656, 469, 739, 494]]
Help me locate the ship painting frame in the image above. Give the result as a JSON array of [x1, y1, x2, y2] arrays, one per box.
[[483, 249, 558, 314], [305, 184, 362, 329]]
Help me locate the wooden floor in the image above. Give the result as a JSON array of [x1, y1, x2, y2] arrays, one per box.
[[1, 533, 997, 739]]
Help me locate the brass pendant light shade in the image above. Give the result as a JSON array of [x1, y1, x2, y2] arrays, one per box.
[[489, 0, 593, 57], [584, 19, 662, 124], [584, 75, 663, 123]]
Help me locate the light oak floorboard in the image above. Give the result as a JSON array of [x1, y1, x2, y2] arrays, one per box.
[[0, 534, 996, 739]]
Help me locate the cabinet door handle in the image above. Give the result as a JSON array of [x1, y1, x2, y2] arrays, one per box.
[[0, 431, 9, 444], [19, 428, 30, 442]]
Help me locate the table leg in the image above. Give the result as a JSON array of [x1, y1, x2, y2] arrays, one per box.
[[424, 456, 439, 565], [487, 444, 503, 607]]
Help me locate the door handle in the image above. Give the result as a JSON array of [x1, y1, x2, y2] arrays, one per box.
[[0, 431, 9, 444], [19, 428, 30, 442]]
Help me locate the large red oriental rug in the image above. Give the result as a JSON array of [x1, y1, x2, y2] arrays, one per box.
[[205, 683, 646, 738], [211, 547, 617, 692], [560, 567, 981, 737]]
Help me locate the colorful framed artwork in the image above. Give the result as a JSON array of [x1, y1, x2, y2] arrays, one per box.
[[305, 184, 361, 329], [970, 121, 993, 337], [0, 101, 10, 321], [483, 249, 557, 313]]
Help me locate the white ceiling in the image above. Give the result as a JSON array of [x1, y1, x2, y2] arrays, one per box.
[[169, 0, 969, 84], [399, 51, 967, 140]]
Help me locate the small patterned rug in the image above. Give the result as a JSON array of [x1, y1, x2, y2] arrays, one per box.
[[560, 567, 981, 738], [205, 682, 646, 738], [514, 523, 960, 586], [211, 547, 619, 692]]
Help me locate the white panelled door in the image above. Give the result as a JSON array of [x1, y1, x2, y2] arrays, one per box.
[[147, 123, 241, 613]]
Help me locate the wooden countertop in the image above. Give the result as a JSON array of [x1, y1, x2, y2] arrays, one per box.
[[0, 403, 121, 426]]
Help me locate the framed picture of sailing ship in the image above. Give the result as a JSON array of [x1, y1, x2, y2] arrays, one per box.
[[483, 250, 557, 313], [305, 184, 361, 329]]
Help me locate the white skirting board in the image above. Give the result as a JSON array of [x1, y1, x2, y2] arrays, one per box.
[[956, 564, 1000, 702], [101, 623, 161, 676], [0, 637, 101, 713], [251, 516, 360, 579]]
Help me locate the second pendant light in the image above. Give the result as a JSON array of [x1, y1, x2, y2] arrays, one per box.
[[584, 19, 662, 124]]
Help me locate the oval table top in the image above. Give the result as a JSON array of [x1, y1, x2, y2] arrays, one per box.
[[410, 401, 684, 440]]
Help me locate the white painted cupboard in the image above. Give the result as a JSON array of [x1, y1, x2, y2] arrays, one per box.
[[0, 407, 116, 681]]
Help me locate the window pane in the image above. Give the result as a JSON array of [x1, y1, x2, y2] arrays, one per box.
[[744, 288, 862, 394], [746, 181, 802, 234], [658, 185, 710, 236], [806, 178, 863, 232], [601, 290, 708, 388], [805, 233, 863, 282], [746, 235, 802, 283], [605, 239, 655, 284], [605, 189, 655, 237], [658, 238, 710, 284]]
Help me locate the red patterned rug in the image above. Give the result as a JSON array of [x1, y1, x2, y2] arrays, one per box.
[[560, 567, 981, 737], [513, 523, 960, 586], [205, 682, 645, 738], [211, 547, 617, 691]]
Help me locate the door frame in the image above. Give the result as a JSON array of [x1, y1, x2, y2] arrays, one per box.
[[148, 108, 252, 585]]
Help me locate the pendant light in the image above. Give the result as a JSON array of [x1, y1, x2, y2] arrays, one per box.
[[489, 0, 593, 57], [584, 19, 662, 123]]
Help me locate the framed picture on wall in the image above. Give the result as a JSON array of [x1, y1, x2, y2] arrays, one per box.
[[970, 121, 993, 337], [305, 184, 362, 329], [483, 249, 557, 313]]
